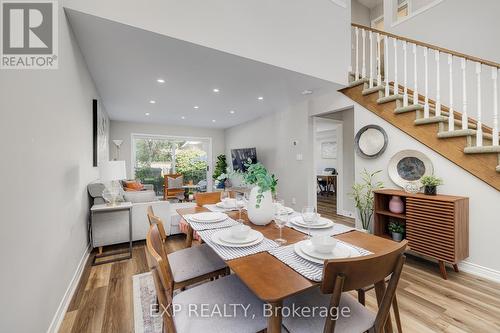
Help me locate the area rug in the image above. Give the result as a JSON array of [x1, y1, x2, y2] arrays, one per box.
[[132, 272, 163, 333]]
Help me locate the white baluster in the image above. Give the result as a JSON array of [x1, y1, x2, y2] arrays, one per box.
[[403, 42, 408, 106], [461, 59, 468, 130], [424, 47, 430, 118], [369, 31, 374, 88], [476, 63, 483, 147], [377, 33, 382, 86], [448, 55, 454, 131], [413, 44, 418, 106], [493, 68, 499, 146], [362, 29, 366, 79], [355, 27, 359, 80], [435, 51, 441, 116], [393, 38, 399, 96], [384, 35, 389, 97]]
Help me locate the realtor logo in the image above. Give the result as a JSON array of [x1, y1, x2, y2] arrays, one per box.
[[1, 0, 58, 69]]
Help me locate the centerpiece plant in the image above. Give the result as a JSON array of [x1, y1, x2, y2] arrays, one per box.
[[240, 160, 278, 208]]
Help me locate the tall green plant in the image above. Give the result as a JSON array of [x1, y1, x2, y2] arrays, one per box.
[[213, 154, 228, 180], [240, 160, 278, 208], [349, 169, 384, 230]]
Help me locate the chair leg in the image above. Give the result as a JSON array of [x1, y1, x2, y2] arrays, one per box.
[[392, 295, 403, 333], [358, 289, 366, 306]]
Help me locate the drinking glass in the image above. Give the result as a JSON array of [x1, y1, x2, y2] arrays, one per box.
[[301, 206, 316, 239], [220, 190, 230, 203], [274, 211, 288, 245], [236, 193, 246, 222], [274, 199, 285, 216]]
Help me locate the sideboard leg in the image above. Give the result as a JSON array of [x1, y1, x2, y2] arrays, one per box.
[[438, 260, 448, 280], [452, 264, 459, 273]]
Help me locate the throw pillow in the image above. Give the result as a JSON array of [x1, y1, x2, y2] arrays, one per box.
[[124, 180, 144, 191], [167, 176, 183, 189]]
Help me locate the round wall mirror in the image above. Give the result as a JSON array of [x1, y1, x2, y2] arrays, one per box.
[[355, 125, 388, 159]]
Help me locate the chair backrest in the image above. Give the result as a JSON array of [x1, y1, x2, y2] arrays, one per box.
[[320, 240, 407, 333], [149, 214, 168, 242], [194, 191, 236, 207], [164, 173, 183, 189], [146, 224, 175, 295], [146, 205, 155, 225]]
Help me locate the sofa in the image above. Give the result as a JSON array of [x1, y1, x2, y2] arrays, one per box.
[[88, 182, 196, 247]]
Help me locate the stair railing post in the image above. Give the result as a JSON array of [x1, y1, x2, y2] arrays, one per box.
[[424, 47, 430, 118], [393, 38, 399, 96], [369, 31, 374, 88], [435, 50, 441, 116], [493, 68, 499, 146], [377, 33, 382, 86], [476, 62, 483, 147], [461, 59, 468, 130], [403, 41, 408, 106], [448, 54, 454, 131], [355, 27, 359, 80], [384, 35, 389, 97], [413, 43, 418, 106], [362, 29, 366, 79]]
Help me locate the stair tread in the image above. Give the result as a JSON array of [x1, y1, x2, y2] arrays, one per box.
[[464, 146, 500, 154]]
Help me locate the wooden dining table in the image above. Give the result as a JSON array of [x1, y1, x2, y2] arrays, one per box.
[[177, 206, 399, 333]]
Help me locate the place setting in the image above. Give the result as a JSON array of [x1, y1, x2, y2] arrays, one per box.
[[287, 206, 354, 237], [184, 211, 240, 231], [205, 192, 247, 214]]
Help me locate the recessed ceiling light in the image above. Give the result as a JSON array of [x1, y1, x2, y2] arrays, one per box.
[[257, 96, 264, 100], [213, 88, 220, 93], [229, 110, 235, 114], [157, 78, 165, 83], [212, 119, 216, 123], [301, 89, 313, 95], [145, 112, 150, 116], [181, 116, 186, 120], [194, 105, 199, 109], [149, 100, 156, 104]]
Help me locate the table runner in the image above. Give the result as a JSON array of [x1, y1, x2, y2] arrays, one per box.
[[184, 214, 239, 231], [198, 228, 279, 260], [203, 204, 240, 213], [268, 241, 373, 282]]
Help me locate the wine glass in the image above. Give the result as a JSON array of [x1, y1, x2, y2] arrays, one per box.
[[220, 190, 230, 204], [236, 193, 246, 222], [301, 206, 316, 239], [274, 210, 288, 245], [274, 199, 285, 217]]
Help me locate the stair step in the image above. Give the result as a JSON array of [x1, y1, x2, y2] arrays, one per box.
[[362, 85, 384, 95], [377, 94, 403, 104], [464, 146, 500, 154], [496, 165, 500, 173], [437, 130, 495, 141], [348, 78, 368, 88], [394, 104, 424, 114], [414, 116, 448, 125]]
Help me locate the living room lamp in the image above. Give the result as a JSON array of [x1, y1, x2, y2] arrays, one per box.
[[99, 161, 127, 206]]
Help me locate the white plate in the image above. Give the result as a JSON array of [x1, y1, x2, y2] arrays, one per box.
[[218, 229, 261, 244], [216, 202, 236, 209], [190, 212, 228, 223], [290, 216, 334, 229], [293, 240, 360, 264], [211, 229, 264, 248], [278, 207, 294, 215], [301, 240, 353, 260]]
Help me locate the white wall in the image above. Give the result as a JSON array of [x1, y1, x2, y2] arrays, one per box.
[[64, 0, 350, 85], [110, 121, 225, 179], [352, 0, 371, 26], [0, 4, 106, 332]]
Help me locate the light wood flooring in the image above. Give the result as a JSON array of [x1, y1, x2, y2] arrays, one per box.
[[317, 192, 355, 226], [60, 236, 500, 333]]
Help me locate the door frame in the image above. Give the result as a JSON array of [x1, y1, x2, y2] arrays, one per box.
[[130, 133, 213, 190]]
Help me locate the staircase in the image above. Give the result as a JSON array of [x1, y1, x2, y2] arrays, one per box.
[[342, 23, 500, 191]]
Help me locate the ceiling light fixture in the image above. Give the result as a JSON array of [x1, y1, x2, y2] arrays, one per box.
[[194, 105, 199, 109], [149, 100, 156, 104], [229, 110, 235, 114], [181, 116, 186, 120], [301, 89, 313, 95], [145, 112, 150, 116], [212, 119, 216, 123], [257, 96, 264, 100], [157, 78, 165, 83], [213, 88, 220, 93]]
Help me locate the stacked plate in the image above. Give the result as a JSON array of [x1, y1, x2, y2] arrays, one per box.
[[294, 240, 361, 264], [189, 212, 228, 223], [290, 216, 334, 229], [215, 202, 237, 209], [211, 229, 264, 248], [277, 206, 294, 215]]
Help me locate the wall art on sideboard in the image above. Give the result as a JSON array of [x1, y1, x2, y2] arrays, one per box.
[[388, 150, 434, 189]]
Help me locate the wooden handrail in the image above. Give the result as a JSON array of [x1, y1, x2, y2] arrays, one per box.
[[351, 23, 500, 69]]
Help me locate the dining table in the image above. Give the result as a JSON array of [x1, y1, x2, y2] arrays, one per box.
[[177, 205, 399, 333]]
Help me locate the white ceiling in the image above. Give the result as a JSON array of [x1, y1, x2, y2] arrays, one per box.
[[357, 0, 383, 9], [65, 9, 340, 129]]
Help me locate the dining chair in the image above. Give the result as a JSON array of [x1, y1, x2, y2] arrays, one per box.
[[146, 218, 229, 296], [194, 191, 235, 207], [282, 240, 408, 333], [145, 226, 269, 333], [164, 173, 185, 201], [147, 205, 168, 242]]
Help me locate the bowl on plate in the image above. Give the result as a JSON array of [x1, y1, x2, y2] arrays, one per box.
[[222, 198, 237, 208], [230, 224, 251, 240], [310, 235, 337, 254]]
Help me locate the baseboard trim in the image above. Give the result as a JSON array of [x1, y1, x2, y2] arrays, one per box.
[[458, 261, 500, 284], [46, 244, 91, 333], [336, 210, 355, 219]]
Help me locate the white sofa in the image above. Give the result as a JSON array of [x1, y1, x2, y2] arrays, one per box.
[[88, 183, 196, 247]]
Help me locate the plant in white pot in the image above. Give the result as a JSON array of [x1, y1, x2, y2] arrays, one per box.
[[240, 161, 278, 226], [349, 169, 383, 233]]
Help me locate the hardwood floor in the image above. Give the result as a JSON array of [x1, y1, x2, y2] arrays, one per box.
[[317, 192, 355, 226], [60, 236, 500, 333]]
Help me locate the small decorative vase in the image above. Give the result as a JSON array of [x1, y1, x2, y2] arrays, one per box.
[[389, 196, 404, 214], [188, 194, 194, 200], [424, 185, 437, 195], [247, 186, 274, 225], [392, 232, 404, 242]]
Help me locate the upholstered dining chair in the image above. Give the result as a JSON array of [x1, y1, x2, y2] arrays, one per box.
[[146, 218, 229, 296], [282, 240, 407, 333], [164, 173, 185, 201], [145, 225, 269, 333]]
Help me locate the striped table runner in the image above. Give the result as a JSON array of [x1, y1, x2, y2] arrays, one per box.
[[184, 214, 239, 231], [268, 241, 373, 282], [198, 228, 279, 261]]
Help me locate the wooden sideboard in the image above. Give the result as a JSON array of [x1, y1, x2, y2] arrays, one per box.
[[373, 189, 469, 279]]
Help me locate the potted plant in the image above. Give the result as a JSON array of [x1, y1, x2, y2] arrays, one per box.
[[420, 175, 443, 195], [388, 219, 405, 242], [349, 169, 384, 233], [213, 154, 228, 189], [240, 160, 278, 225]]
